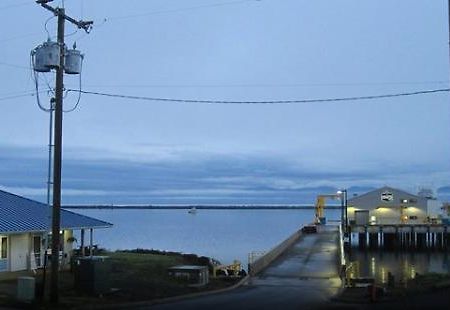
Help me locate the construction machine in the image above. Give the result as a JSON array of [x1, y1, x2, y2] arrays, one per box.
[[212, 260, 242, 277], [315, 194, 340, 224]]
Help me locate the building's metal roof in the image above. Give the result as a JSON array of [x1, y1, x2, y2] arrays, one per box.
[[347, 186, 427, 208], [0, 189, 112, 234]]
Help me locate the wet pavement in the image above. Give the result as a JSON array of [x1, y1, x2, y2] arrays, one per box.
[[144, 226, 342, 310]]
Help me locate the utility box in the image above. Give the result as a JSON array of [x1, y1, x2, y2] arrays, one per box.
[[168, 265, 209, 287], [74, 256, 110, 295], [17, 277, 35, 302], [355, 210, 370, 225]]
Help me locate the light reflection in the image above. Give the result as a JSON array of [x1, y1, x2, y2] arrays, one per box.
[[411, 265, 416, 279], [370, 257, 376, 277], [381, 267, 386, 284], [348, 250, 448, 288]]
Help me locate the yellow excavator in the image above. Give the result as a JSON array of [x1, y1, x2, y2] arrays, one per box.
[[315, 194, 340, 224]]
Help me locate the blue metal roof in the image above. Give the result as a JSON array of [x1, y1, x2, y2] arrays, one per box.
[[0, 190, 112, 234]]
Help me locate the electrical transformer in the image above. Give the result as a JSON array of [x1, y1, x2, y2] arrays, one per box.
[[65, 48, 83, 74], [33, 40, 60, 72]]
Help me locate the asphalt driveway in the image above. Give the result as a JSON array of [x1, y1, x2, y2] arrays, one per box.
[[144, 226, 342, 310]]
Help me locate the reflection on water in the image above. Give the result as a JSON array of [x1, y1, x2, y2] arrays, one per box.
[[347, 250, 450, 286]]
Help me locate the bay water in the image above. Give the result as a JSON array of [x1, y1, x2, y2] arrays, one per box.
[[76, 208, 339, 266], [75, 208, 449, 280]]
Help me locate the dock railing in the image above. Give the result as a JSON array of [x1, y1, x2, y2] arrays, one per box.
[[338, 224, 347, 280], [248, 228, 303, 276]]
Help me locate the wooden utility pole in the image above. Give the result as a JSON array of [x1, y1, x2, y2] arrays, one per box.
[[35, 0, 92, 303], [49, 7, 64, 303]]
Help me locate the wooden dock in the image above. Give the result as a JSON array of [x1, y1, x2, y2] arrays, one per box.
[[348, 224, 449, 250]]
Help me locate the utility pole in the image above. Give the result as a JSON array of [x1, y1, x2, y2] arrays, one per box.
[[50, 8, 64, 303], [35, 0, 92, 303]]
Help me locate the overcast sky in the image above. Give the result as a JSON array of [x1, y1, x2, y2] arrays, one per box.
[[1, 0, 449, 204]]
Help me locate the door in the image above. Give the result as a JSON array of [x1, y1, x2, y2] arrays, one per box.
[[33, 235, 42, 268], [10, 234, 28, 271], [355, 210, 370, 225]]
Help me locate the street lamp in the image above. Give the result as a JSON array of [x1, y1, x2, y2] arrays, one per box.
[[337, 189, 348, 233]]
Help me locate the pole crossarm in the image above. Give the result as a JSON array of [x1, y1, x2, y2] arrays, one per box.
[[37, 1, 93, 33]]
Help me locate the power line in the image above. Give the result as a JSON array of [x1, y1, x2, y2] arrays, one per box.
[[64, 80, 450, 89], [66, 88, 450, 105], [0, 32, 41, 43], [108, 0, 258, 21], [0, 61, 30, 70], [0, 91, 45, 102], [0, 89, 35, 97]]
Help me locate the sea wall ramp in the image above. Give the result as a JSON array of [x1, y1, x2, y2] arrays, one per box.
[[248, 227, 303, 276]]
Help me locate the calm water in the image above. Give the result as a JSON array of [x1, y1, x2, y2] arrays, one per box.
[[348, 249, 450, 286], [76, 208, 340, 266], [75, 208, 449, 279]]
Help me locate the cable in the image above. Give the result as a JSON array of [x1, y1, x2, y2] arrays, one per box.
[[44, 15, 56, 40], [0, 61, 30, 70], [64, 80, 450, 89], [0, 32, 41, 43], [65, 88, 450, 105], [0, 89, 34, 96], [64, 59, 83, 113], [108, 0, 257, 21], [43, 74, 55, 96], [0, 89, 36, 97], [0, 91, 46, 102], [30, 51, 52, 112]]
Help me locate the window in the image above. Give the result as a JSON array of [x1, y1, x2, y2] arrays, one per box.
[[1, 237, 7, 259], [33, 236, 41, 254]]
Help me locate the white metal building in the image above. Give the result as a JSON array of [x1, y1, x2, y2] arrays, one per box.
[[347, 186, 430, 225]]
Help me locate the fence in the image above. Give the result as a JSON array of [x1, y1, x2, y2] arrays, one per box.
[[338, 224, 347, 279]]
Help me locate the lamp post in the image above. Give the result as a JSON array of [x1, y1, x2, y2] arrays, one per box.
[[337, 189, 348, 233]]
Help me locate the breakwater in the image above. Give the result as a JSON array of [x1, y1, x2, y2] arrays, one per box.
[[64, 204, 340, 210]]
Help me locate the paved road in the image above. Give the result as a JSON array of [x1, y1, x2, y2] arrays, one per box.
[[145, 226, 342, 310]]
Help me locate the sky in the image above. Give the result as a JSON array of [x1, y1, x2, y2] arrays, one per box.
[[0, 0, 449, 204]]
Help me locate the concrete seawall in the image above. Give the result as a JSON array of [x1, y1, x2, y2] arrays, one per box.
[[248, 227, 303, 276]]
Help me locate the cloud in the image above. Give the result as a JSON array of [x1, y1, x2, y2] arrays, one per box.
[[0, 143, 448, 204]]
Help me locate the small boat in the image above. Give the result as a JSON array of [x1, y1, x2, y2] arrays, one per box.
[[188, 207, 197, 214]]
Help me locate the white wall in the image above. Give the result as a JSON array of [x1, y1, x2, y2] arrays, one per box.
[[427, 200, 443, 219], [349, 207, 427, 225], [2, 230, 75, 273]]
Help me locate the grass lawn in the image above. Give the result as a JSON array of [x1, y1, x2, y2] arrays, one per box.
[[0, 250, 242, 308]]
